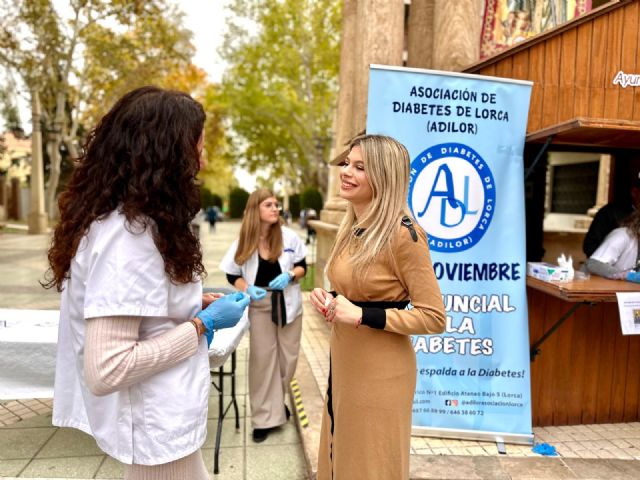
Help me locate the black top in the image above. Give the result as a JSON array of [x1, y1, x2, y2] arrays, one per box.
[[226, 257, 307, 288]]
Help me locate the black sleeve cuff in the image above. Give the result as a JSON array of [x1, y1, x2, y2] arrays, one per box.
[[226, 274, 242, 287], [361, 308, 386, 329], [294, 258, 307, 275]]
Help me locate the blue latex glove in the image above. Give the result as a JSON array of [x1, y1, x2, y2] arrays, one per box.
[[247, 285, 267, 300], [268, 272, 292, 291], [626, 271, 640, 283], [196, 292, 250, 347]]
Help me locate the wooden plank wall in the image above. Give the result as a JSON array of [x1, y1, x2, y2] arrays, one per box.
[[473, 1, 639, 133], [528, 287, 640, 426]]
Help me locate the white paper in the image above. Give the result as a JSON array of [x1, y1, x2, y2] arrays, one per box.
[[616, 292, 640, 335]]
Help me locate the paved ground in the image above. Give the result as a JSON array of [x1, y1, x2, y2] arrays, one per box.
[[2, 218, 640, 478]]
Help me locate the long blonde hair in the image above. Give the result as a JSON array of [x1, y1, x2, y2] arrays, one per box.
[[326, 134, 413, 278], [235, 188, 283, 264]]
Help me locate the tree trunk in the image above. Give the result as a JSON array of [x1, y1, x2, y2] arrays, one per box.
[[45, 91, 65, 219]]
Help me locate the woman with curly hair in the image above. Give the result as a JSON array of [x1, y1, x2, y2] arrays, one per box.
[[44, 86, 249, 479], [220, 188, 307, 442], [309, 134, 446, 479]]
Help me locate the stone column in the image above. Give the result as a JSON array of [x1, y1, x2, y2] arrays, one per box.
[[407, 0, 436, 68], [431, 0, 483, 71], [28, 90, 48, 234], [312, 0, 405, 288]]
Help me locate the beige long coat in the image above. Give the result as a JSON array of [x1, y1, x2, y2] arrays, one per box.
[[317, 224, 446, 480]]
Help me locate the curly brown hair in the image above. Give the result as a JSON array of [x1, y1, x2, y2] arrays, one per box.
[[43, 86, 206, 291]]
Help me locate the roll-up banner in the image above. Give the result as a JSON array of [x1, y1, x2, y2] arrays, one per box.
[[366, 65, 533, 444]]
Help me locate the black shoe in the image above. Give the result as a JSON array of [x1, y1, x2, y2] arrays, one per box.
[[285, 404, 291, 421], [252, 427, 271, 443]]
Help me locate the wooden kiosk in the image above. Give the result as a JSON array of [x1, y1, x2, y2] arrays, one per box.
[[466, 0, 640, 427]]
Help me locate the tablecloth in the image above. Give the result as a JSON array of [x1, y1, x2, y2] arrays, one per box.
[[0, 308, 248, 400]]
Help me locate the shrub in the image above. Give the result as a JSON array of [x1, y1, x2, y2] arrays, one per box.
[[289, 193, 300, 219], [300, 187, 323, 212], [228, 187, 250, 218]]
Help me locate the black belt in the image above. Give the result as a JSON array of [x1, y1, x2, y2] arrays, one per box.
[[328, 291, 410, 310], [350, 299, 410, 309], [270, 290, 287, 327]]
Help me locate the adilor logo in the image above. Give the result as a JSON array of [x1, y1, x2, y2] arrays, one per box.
[[408, 143, 496, 253]]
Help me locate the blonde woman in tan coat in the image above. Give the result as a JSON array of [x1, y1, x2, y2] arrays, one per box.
[[309, 134, 446, 480]]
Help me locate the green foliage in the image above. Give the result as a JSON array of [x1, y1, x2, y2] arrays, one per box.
[[228, 187, 250, 219], [197, 84, 236, 196], [300, 187, 323, 212], [299, 264, 316, 291], [211, 193, 224, 209], [201, 188, 224, 210], [0, 85, 23, 135], [289, 193, 300, 219], [220, 0, 341, 194]]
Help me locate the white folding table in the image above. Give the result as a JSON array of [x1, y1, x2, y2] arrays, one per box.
[[0, 307, 248, 474]]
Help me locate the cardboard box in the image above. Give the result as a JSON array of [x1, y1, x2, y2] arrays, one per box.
[[527, 262, 570, 282]]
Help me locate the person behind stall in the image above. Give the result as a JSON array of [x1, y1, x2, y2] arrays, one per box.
[[585, 208, 640, 283], [583, 175, 640, 257], [308, 134, 446, 480], [220, 188, 307, 442], [43, 86, 250, 479]]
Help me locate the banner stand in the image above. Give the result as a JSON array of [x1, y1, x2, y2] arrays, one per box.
[[412, 426, 534, 446], [366, 64, 534, 446]]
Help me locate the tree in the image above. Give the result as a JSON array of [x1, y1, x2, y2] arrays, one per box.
[[220, 0, 341, 195], [0, 0, 204, 218], [197, 84, 237, 197]]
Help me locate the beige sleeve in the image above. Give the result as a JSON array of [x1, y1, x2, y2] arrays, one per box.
[[385, 226, 447, 335], [83, 316, 200, 397]]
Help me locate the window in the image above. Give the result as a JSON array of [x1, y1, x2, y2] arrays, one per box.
[[550, 162, 599, 214]]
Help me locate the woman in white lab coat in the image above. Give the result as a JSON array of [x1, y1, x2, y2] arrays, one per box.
[[44, 86, 249, 479], [220, 189, 306, 442]]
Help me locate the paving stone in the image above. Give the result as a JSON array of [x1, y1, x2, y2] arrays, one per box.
[[564, 457, 640, 479], [0, 427, 55, 460], [36, 427, 103, 458], [411, 455, 509, 479], [207, 393, 247, 420], [204, 418, 245, 449], [2, 414, 53, 429], [20, 455, 103, 478], [498, 457, 577, 479], [94, 455, 124, 479], [244, 417, 300, 446], [202, 446, 244, 479], [0, 458, 30, 476], [246, 444, 307, 480]]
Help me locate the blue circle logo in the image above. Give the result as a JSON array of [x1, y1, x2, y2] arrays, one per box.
[[408, 143, 496, 253]]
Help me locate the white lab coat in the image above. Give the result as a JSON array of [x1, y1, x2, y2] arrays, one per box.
[[219, 226, 305, 325], [53, 210, 209, 465], [591, 227, 638, 272]]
